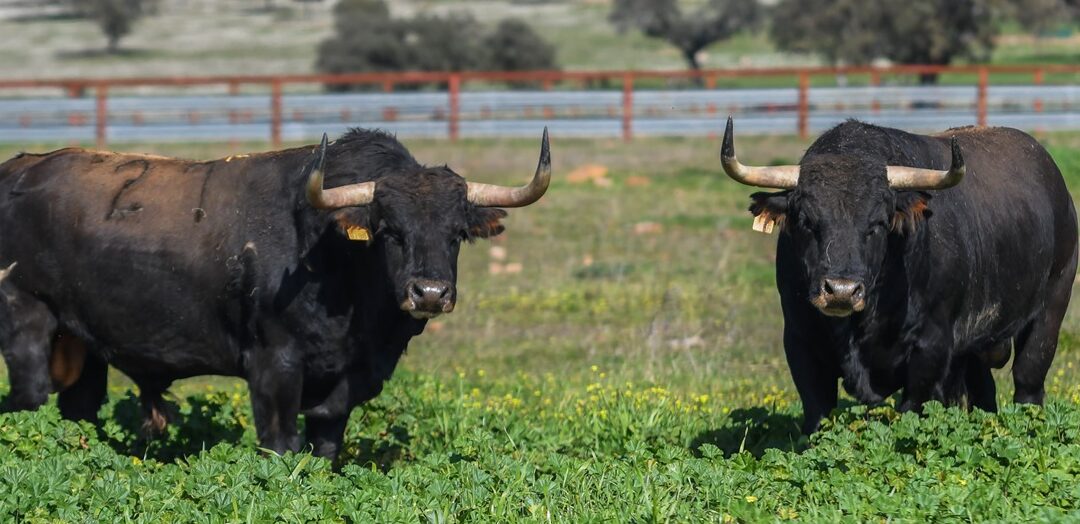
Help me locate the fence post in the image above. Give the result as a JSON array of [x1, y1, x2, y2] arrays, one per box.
[[95, 83, 108, 149], [870, 71, 881, 114], [797, 71, 809, 139], [270, 79, 283, 147], [976, 67, 988, 127], [1033, 69, 1044, 113], [622, 73, 634, 141], [448, 74, 460, 142]]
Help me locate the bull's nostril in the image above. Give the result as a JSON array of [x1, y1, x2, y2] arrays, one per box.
[[852, 283, 865, 301], [411, 283, 425, 299], [437, 286, 450, 300], [822, 277, 863, 301]]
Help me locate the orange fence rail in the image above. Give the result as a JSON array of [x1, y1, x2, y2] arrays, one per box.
[[0, 64, 1077, 147]]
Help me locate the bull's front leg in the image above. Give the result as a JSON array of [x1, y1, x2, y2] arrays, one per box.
[[898, 325, 953, 413], [306, 415, 349, 460], [784, 325, 839, 434], [301, 378, 355, 460], [245, 333, 304, 454]]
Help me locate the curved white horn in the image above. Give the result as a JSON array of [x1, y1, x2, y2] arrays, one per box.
[[306, 133, 376, 209], [466, 127, 551, 208], [886, 137, 966, 190], [720, 117, 800, 189]]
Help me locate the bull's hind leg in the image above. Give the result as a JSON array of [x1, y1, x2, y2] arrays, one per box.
[[1013, 251, 1077, 405], [57, 351, 108, 422], [0, 290, 57, 412], [1014, 320, 1061, 405], [965, 358, 997, 412]]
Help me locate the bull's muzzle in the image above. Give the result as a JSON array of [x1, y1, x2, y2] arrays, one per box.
[[400, 278, 455, 319], [812, 277, 866, 317]]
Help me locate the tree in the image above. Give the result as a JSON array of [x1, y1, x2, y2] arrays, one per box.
[[1006, 0, 1073, 37], [609, 0, 763, 72], [66, 0, 158, 52], [771, 0, 1005, 84], [315, 0, 409, 85], [316, 0, 560, 90], [483, 19, 559, 72]]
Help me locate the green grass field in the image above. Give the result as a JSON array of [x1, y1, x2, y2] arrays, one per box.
[[4, 133, 1080, 520]]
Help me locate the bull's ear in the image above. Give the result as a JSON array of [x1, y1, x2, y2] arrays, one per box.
[[331, 208, 375, 243], [891, 191, 933, 235], [467, 208, 508, 240], [748, 191, 789, 234]]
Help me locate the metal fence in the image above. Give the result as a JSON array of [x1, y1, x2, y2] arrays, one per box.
[[0, 65, 1078, 146]]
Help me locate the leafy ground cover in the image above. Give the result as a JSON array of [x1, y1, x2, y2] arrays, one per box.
[[4, 372, 1080, 521], [2, 134, 1080, 520]]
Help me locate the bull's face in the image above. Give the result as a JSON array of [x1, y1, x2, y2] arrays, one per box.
[[305, 131, 551, 320], [752, 156, 920, 316], [366, 171, 506, 319], [718, 118, 965, 318]]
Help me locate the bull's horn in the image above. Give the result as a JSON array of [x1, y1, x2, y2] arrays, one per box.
[[466, 127, 551, 208], [306, 133, 376, 210], [886, 137, 966, 190], [720, 117, 800, 189]]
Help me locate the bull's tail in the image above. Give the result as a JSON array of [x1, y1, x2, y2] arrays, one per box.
[[0, 262, 15, 285], [140, 390, 172, 437]]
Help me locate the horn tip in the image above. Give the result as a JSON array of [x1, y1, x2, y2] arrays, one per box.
[[539, 128, 551, 167], [950, 136, 964, 164], [721, 116, 735, 159]]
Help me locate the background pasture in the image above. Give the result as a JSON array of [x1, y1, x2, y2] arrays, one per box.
[[5, 0, 1080, 518]]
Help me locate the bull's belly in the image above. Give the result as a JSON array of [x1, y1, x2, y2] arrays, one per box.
[[105, 340, 242, 381], [50, 286, 244, 376], [69, 312, 243, 380]]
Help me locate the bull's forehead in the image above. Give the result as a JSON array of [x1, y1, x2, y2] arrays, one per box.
[[794, 155, 892, 218], [376, 169, 470, 227], [798, 154, 887, 187]]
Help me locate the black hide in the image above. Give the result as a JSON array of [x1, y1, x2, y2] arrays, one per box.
[[747, 122, 1078, 433], [0, 129, 509, 458]]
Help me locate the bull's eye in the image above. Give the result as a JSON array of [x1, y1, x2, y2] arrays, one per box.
[[866, 223, 886, 238], [378, 226, 402, 245]]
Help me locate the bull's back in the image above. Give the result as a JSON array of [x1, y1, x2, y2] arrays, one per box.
[[0, 149, 251, 373]]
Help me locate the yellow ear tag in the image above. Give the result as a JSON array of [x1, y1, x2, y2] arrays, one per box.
[[752, 214, 775, 234], [346, 226, 371, 242]]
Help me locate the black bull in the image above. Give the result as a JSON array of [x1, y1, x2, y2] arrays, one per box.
[[722, 119, 1079, 434], [0, 128, 551, 458]]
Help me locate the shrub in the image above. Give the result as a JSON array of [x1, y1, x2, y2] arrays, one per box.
[[315, 0, 558, 91]]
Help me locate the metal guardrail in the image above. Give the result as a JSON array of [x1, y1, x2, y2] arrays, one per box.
[[0, 66, 1077, 145], [0, 85, 1076, 144]]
